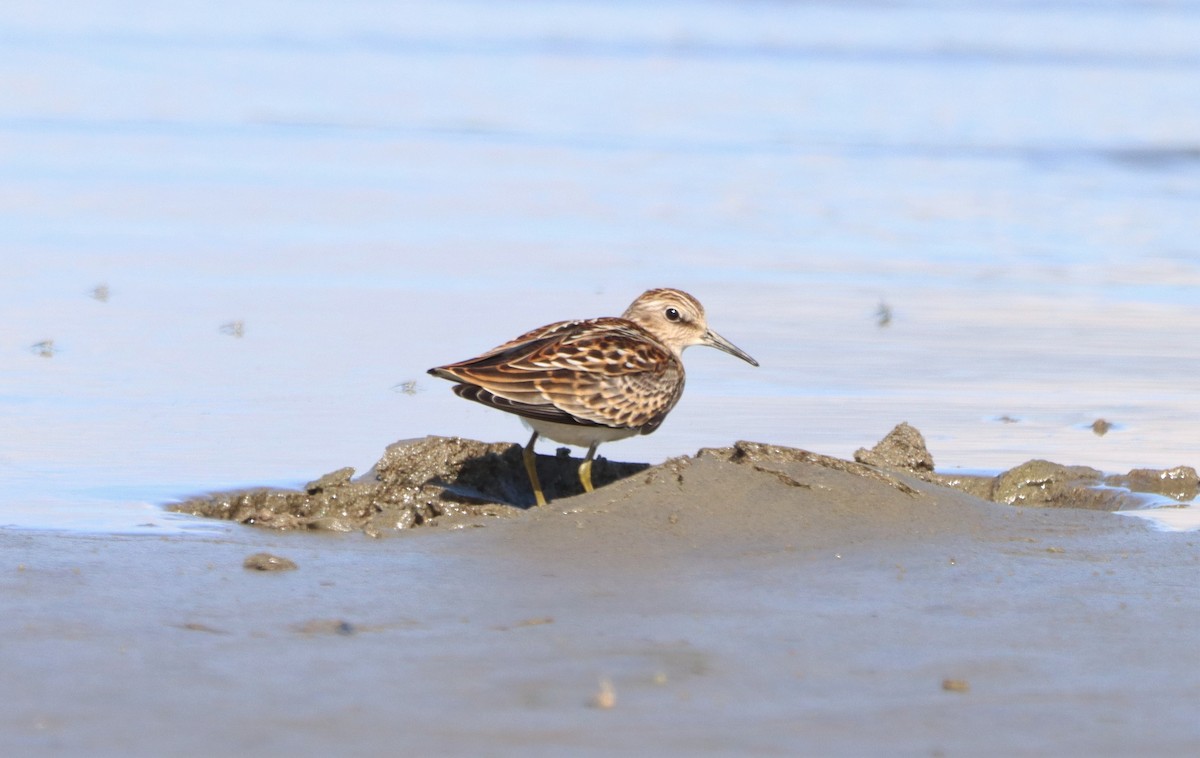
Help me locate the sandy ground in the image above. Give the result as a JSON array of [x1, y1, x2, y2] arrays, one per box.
[[4, 432, 1199, 756]]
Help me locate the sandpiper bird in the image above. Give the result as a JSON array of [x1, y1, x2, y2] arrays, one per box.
[[428, 288, 758, 506]]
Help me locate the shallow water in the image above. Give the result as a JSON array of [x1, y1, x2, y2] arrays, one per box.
[[3, 0, 1199, 531]]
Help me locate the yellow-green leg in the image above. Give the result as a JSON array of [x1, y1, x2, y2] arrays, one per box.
[[578, 442, 599, 494], [523, 431, 548, 507]]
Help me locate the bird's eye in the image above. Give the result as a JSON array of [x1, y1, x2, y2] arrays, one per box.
[[665, 307, 681, 322]]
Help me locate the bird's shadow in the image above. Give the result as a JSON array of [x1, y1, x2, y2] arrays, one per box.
[[435, 445, 650, 509]]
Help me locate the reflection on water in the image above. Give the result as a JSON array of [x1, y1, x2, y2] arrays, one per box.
[[1, 0, 1198, 531]]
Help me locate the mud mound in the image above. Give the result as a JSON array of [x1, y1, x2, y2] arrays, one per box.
[[167, 425, 1196, 535]]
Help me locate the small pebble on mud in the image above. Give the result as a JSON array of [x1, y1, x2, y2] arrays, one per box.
[[295, 619, 357, 636], [243, 553, 297, 571], [590, 677, 617, 709], [178, 622, 227, 634], [515, 616, 554, 628]]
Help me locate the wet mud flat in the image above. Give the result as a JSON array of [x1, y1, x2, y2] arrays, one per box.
[[4, 425, 1199, 756], [168, 423, 1199, 535]]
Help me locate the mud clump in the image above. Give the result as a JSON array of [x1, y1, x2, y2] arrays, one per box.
[[168, 436, 647, 536], [854, 422, 934, 474], [853, 423, 1197, 511], [243, 553, 298, 571], [853, 422, 995, 499], [1121, 466, 1199, 501], [990, 460, 1114, 510]]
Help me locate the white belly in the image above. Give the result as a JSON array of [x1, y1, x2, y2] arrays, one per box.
[[522, 418, 640, 449]]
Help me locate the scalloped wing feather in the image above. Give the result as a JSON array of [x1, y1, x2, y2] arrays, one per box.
[[429, 318, 683, 432]]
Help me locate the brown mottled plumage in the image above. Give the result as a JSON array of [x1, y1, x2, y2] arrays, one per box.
[[429, 288, 758, 505]]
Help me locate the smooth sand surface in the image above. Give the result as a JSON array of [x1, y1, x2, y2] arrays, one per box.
[[4, 440, 1198, 756]]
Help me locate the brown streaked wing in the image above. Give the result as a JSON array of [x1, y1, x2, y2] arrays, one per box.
[[428, 321, 589, 407], [450, 383, 610, 427], [524, 326, 684, 430], [464, 319, 585, 361], [436, 319, 684, 431]]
